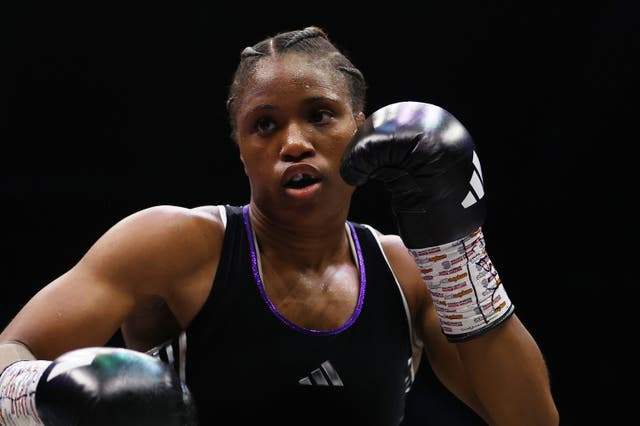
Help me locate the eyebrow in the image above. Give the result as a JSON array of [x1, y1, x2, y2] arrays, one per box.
[[249, 96, 338, 114], [250, 103, 277, 113]]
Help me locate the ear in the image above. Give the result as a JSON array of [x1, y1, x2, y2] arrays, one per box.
[[239, 153, 248, 175], [354, 111, 365, 127]]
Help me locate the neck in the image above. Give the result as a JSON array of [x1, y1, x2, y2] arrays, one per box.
[[247, 202, 351, 270]]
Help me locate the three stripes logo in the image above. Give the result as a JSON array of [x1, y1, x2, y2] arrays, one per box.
[[298, 360, 344, 387], [461, 150, 485, 208]]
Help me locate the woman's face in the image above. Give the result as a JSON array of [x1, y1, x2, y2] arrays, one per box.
[[234, 53, 364, 222]]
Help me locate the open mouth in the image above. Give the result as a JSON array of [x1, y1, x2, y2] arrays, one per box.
[[284, 173, 321, 189]]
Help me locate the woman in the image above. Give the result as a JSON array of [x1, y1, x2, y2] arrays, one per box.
[[0, 26, 558, 425]]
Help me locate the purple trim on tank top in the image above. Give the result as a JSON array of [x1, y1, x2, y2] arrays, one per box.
[[242, 204, 366, 336]]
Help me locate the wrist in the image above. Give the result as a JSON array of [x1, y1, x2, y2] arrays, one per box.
[[409, 228, 515, 342], [0, 359, 51, 425], [1, 342, 36, 374]]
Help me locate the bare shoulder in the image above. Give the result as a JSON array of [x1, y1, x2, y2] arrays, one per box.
[[107, 204, 225, 246], [365, 227, 428, 319], [118, 204, 224, 231], [191, 204, 226, 223], [365, 226, 411, 269], [371, 229, 405, 254], [80, 204, 227, 290]]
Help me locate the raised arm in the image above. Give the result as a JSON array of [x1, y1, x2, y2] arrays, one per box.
[[341, 101, 559, 425]]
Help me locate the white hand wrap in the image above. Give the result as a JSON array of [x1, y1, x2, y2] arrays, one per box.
[[409, 228, 515, 342], [0, 360, 50, 426]]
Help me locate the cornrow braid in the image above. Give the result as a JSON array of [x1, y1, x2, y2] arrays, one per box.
[[226, 26, 367, 141], [282, 26, 328, 48], [338, 66, 365, 87], [240, 46, 267, 59]]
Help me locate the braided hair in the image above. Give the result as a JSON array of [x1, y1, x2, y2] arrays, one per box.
[[226, 26, 367, 140]]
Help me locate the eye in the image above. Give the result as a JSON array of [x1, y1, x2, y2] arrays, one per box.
[[309, 109, 334, 125], [255, 116, 276, 135]]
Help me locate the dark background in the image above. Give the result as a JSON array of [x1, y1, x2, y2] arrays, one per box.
[[1, 1, 636, 424]]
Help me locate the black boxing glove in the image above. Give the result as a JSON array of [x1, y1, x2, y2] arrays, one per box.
[[0, 346, 197, 425], [341, 101, 486, 247], [341, 101, 514, 341]]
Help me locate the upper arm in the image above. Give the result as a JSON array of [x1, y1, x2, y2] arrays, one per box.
[[0, 205, 224, 360]]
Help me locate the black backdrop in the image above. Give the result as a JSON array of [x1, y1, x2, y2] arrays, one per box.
[[1, 1, 636, 424]]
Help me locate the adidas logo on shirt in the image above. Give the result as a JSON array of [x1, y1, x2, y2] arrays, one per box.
[[298, 360, 344, 387]]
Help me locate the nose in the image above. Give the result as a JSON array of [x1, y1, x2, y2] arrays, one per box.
[[280, 122, 315, 162]]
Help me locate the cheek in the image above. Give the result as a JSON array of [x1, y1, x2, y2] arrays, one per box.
[[238, 147, 278, 190], [238, 141, 263, 164], [242, 156, 267, 179], [238, 146, 261, 177], [328, 126, 357, 158]]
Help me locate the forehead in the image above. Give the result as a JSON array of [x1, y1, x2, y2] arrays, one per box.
[[238, 54, 350, 111]]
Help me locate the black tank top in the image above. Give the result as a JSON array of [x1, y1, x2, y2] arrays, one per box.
[[181, 205, 414, 425]]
